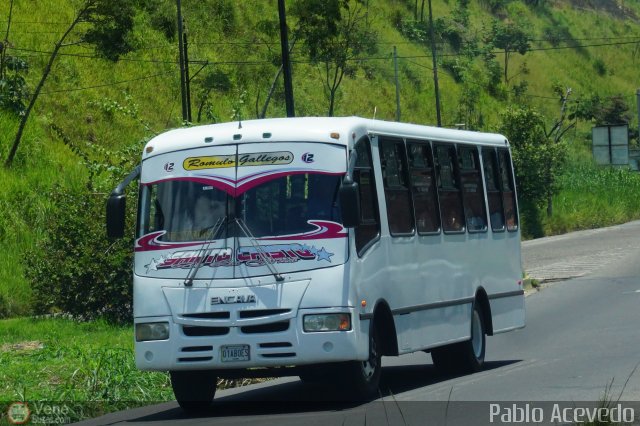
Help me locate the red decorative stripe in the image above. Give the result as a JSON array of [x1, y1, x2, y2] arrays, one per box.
[[257, 220, 347, 241], [135, 231, 207, 252]]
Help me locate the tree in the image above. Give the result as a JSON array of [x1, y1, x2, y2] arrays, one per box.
[[292, 0, 377, 116], [0, 0, 15, 80], [486, 20, 530, 84], [572, 94, 631, 126], [4, 0, 138, 168], [0, 55, 29, 116], [543, 86, 574, 216], [498, 105, 566, 237], [195, 69, 232, 123]]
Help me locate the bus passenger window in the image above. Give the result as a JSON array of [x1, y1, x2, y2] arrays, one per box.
[[498, 149, 519, 231], [408, 141, 440, 234], [482, 148, 505, 231], [354, 137, 380, 254], [459, 147, 487, 233], [379, 138, 414, 235], [434, 144, 465, 233]]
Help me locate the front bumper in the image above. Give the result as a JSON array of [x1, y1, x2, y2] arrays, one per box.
[[135, 307, 367, 371]]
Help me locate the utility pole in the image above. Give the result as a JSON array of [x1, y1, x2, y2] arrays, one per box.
[[393, 46, 401, 121], [1, 0, 15, 80], [636, 89, 640, 139], [278, 0, 295, 117], [183, 30, 192, 122], [176, 0, 188, 122], [428, 0, 442, 127]]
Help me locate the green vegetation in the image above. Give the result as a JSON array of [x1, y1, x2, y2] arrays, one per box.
[[546, 164, 640, 235], [1, 1, 640, 319], [0, 317, 172, 422], [2, 0, 640, 418], [0, 317, 266, 422]]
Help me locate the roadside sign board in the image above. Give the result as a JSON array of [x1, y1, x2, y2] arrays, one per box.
[[592, 124, 629, 166]]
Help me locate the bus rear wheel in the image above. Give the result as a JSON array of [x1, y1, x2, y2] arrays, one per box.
[[341, 324, 381, 399], [170, 370, 218, 413], [431, 303, 486, 374]]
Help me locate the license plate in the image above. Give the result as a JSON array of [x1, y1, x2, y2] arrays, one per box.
[[221, 345, 250, 362]]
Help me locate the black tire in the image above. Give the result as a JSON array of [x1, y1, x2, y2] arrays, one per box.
[[170, 370, 218, 413], [341, 323, 382, 399], [461, 302, 486, 372], [431, 303, 486, 374]]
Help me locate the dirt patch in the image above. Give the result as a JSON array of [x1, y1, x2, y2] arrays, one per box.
[[1, 340, 44, 352]]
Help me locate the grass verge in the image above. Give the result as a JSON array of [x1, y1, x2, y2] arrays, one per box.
[[545, 164, 640, 236], [0, 317, 173, 423], [0, 317, 269, 423]]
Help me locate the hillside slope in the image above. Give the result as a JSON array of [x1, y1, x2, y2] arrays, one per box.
[[1, 0, 640, 316]]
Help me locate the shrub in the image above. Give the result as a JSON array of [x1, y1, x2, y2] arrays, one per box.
[[543, 23, 572, 47], [25, 185, 136, 324], [441, 57, 468, 83], [24, 139, 142, 324], [0, 293, 10, 318], [593, 58, 607, 76], [498, 105, 567, 237]]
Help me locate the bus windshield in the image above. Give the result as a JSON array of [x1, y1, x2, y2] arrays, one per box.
[[138, 173, 343, 242]]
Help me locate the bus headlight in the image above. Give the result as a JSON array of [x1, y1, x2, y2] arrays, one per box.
[[303, 313, 351, 332], [135, 322, 170, 341]]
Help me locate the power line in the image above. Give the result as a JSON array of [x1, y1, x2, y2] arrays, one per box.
[[7, 46, 179, 64], [403, 58, 432, 70], [526, 40, 640, 52], [6, 46, 276, 66], [397, 54, 628, 105], [8, 21, 75, 25], [5, 30, 67, 34], [8, 35, 640, 65], [529, 35, 640, 42], [40, 71, 175, 94]]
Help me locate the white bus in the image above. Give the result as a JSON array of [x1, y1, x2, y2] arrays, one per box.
[[107, 117, 525, 411]]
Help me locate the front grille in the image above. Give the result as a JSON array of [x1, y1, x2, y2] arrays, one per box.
[[240, 321, 289, 334], [178, 356, 213, 362], [261, 352, 296, 358], [239, 309, 290, 319], [182, 326, 229, 336], [181, 312, 230, 319], [259, 342, 292, 348], [181, 346, 214, 352]]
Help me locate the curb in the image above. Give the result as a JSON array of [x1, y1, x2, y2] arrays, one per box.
[[522, 277, 539, 295]]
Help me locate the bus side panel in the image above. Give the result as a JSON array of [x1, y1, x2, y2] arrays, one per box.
[[490, 295, 525, 333], [395, 304, 472, 354], [482, 230, 524, 333]]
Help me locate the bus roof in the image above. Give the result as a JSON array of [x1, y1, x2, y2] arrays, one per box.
[[142, 117, 509, 159]]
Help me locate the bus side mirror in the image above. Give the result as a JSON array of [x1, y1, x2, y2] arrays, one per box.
[[106, 193, 126, 238], [339, 181, 361, 228]]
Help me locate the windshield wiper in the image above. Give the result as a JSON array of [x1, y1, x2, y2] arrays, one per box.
[[235, 218, 284, 282], [183, 217, 227, 287]]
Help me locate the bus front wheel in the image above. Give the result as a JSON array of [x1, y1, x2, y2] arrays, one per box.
[[170, 370, 218, 413], [342, 324, 381, 398]]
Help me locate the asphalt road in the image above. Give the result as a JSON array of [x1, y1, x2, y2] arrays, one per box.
[[76, 221, 640, 425]]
